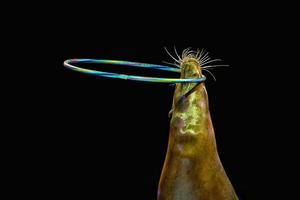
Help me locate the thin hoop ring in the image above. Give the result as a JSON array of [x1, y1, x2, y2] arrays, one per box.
[[63, 59, 206, 84]]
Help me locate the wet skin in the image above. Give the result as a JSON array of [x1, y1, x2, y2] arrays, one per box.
[[158, 58, 238, 200]]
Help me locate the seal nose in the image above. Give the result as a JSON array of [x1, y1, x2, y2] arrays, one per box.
[[182, 63, 201, 79]]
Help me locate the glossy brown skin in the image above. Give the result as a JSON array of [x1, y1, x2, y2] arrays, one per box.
[[158, 58, 238, 200]]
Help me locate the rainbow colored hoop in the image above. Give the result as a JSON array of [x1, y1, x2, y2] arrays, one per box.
[[63, 59, 206, 84]]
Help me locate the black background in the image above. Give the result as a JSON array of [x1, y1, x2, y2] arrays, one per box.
[[15, 1, 292, 200], [55, 31, 254, 199]]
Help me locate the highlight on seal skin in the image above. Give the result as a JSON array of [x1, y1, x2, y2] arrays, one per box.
[[157, 47, 238, 200]]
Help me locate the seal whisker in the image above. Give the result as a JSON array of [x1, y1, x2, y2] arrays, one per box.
[[201, 59, 222, 66], [174, 46, 182, 61], [162, 61, 181, 68], [200, 52, 210, 62], [164, 47, 180, 63], [200, 57, 210, 65], [197, 49, 205, 60], [202, 69, 216, 81], [202, 65, 230, 69]]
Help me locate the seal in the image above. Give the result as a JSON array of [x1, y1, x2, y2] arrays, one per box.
[[158, 49, 238, 200]]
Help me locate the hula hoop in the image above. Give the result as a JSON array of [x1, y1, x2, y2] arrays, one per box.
[[63, 59, 206, 84]]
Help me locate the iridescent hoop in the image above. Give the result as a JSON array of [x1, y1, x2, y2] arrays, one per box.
[[63, 59, 206, 84]]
